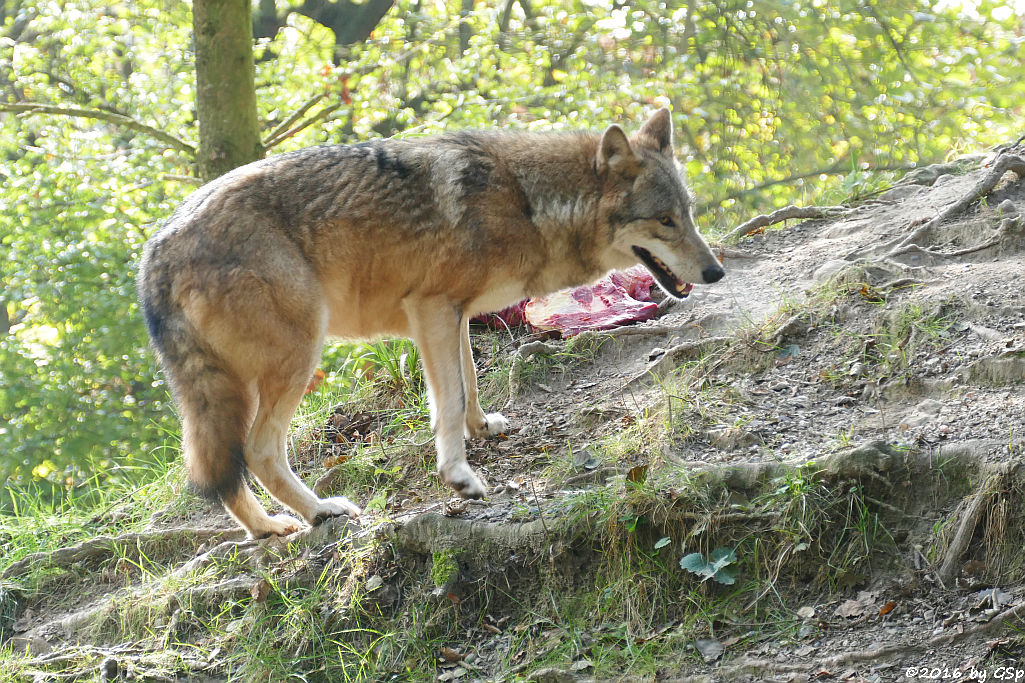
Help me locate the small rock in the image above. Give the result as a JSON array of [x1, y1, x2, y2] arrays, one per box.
[[9, 634, 51, 656], [997, 199, 1019, 217], [876, 184, 926, 202], [99, 658, 119, 680]]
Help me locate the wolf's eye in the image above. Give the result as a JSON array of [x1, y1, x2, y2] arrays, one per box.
[[658, 214, 675, 227]]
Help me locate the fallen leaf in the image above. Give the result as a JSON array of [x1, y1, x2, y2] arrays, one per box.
[[439, 647, 462, 663], [797, 606, 816, 620], [304, 368, 325, 395], [250, 579, 271, 603], [627, 464, 649, 483], [836, 599, 864, 618], [365, 575, 384, 592]]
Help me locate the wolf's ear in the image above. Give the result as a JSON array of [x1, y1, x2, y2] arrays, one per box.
[[596, 124, 639, 178], [637, 107, 674, 154]]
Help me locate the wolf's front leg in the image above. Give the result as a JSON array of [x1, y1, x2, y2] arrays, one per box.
[[406, 300, 487, 498], [459, 315, 509, 439]]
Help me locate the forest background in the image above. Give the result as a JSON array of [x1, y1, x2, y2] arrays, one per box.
[[1, 0, 1023, 508]]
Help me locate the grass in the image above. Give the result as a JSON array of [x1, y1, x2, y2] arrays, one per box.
[[5, 311, 1022, 681]]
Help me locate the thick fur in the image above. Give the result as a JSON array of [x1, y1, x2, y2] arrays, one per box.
[[137, 109, 724, 538]]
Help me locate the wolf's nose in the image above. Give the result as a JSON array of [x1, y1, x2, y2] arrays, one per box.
[[702, 265, 725, 284]]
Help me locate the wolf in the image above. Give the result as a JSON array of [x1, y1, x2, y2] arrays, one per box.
[[137, 108, 725, 538]]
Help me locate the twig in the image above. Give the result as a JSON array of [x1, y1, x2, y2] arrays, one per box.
[[725, 205, 847, 242], [262, 93, 326, 148], [528, 478, 551, 543], [2, 102, 195, 156], [263, 102, 343, 150]]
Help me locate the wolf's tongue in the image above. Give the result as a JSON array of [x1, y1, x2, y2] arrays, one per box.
[[631, 246, 691, 298]]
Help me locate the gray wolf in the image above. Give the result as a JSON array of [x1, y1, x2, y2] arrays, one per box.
[[137, 108, 725, 538]]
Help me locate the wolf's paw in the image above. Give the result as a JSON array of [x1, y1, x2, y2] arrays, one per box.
[[309, 496, 362, 524], [466, 412, 510, 438], [249, 513, 304, 540], [441, 463, 488, 499]]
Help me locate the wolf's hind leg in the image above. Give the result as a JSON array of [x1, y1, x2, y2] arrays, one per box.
[[245, 359, 361, 526], [460, 315, 509, 439], [406, 300, 487, 498], [172, 356, 303, 539]]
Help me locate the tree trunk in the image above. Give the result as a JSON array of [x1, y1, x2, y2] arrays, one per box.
[[192, 0, 263, 181]]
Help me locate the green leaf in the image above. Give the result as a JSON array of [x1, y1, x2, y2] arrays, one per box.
[[654, 536, 671, 550]]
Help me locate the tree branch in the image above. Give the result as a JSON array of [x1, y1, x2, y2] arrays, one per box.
[[263, 102, 342, 151], [2, 102, 196, 156], [724, 204, 848, 241]]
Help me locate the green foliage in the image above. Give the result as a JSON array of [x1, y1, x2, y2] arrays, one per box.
[[2, 0, 1024, 501], [679, 547, 739, 585]]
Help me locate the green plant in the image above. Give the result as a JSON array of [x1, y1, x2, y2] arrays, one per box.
[[679, 547, 739, 585]]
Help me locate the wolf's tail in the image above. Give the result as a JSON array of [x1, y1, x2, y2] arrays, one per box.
[[140, 280, 251, 503], [172, 352, 251, 502]]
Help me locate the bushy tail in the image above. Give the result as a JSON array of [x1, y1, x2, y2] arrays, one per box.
[[172, 356, 252, 503]]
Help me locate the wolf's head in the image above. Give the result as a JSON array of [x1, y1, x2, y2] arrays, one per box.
[[596, 108, 724, 297]]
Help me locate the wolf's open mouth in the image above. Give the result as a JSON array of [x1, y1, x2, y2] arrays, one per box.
[[632, 246, 693, 299]]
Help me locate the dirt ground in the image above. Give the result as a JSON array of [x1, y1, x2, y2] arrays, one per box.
[[4, 147, 1025, 682]]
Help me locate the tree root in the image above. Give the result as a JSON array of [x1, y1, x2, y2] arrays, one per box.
[[629, 336, 730, 384], [882, 153, 1025, 257], [390, 512, 561, 565], [508, 340, 561, 397], [936, 463, 1018, 585], [723, 599, 1025, 679], [2, 527, 244, 581], [725, 204, 848, 242]]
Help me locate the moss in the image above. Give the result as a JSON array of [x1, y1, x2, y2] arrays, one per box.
[[430, 550, 462, 587]]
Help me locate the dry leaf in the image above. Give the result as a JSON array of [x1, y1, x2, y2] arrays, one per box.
[[439, 647, 463, 663], [250, 579, 271, 603], [626, 463, 649, 483], [836, 599, 864, 618], [304, 368, 325, 395]]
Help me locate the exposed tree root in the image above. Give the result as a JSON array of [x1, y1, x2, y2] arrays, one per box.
[[880, 153, 1025, 257], [889, 216, 1021, 262], [508, 340, 561, 396], [722, 599, 1025, 679], [630, 336, 730, 383], [725, 204, 848, 242], [937, 464, 1019, 585], [1, 527, 244, 581], [390, 512, 559, 565]]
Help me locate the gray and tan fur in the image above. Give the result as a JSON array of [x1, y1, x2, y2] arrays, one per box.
[[137, 108, 724, 538]]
